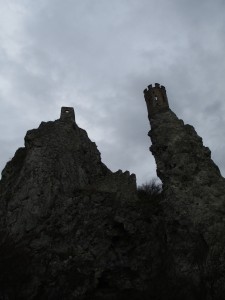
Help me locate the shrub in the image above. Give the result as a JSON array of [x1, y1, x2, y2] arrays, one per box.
[[137, 178, 162, 198]]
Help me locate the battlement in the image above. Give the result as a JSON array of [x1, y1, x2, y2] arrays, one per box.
[[143, 83, 169, 118], [60, 107, 75, 122]]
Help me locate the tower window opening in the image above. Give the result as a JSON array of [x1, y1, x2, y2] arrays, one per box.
[[65, 110, 69, 113], [154, 96, 158, 101]]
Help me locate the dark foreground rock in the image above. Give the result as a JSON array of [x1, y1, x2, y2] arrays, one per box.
[[0, 107, 166, 300]]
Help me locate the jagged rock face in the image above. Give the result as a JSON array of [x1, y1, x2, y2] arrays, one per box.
[[3, 87, 225, 299], [1, 119, 109, 237], [0, 108, 165, 300], [145, 84, 225, 299]]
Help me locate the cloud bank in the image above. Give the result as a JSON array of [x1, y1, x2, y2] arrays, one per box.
[[0, 0, 225, 184]]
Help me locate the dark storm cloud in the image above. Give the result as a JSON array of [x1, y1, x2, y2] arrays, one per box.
[[0, 0, 225, 184]]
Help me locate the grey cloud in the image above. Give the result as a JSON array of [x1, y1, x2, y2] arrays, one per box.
[[0, 0, 225, 184]]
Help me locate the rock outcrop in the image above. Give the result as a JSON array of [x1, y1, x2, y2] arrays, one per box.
[[0, 107, 165, 300], [144, 84, 225, 299], [1, 85, 225, 300]]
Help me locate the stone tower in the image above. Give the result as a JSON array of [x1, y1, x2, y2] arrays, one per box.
[[60, 106, 75, 122], [143, 83, 169, 118]]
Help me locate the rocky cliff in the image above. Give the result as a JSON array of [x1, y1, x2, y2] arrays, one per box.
[[0, 107, 165, 300], [1, 86, 225, 300], [144, 84, 225, 299]]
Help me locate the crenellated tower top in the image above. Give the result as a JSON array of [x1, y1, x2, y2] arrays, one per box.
[[143, 83, 169, 119]]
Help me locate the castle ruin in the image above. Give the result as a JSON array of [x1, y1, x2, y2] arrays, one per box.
[[143, 83, 169, 118]]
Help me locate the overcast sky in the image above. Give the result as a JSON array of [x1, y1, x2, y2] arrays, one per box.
[[0, 0, 225, 185]]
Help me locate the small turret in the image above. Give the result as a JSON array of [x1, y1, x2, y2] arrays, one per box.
[[60, 107, 75, 122], [143, 83, 169, 119]]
